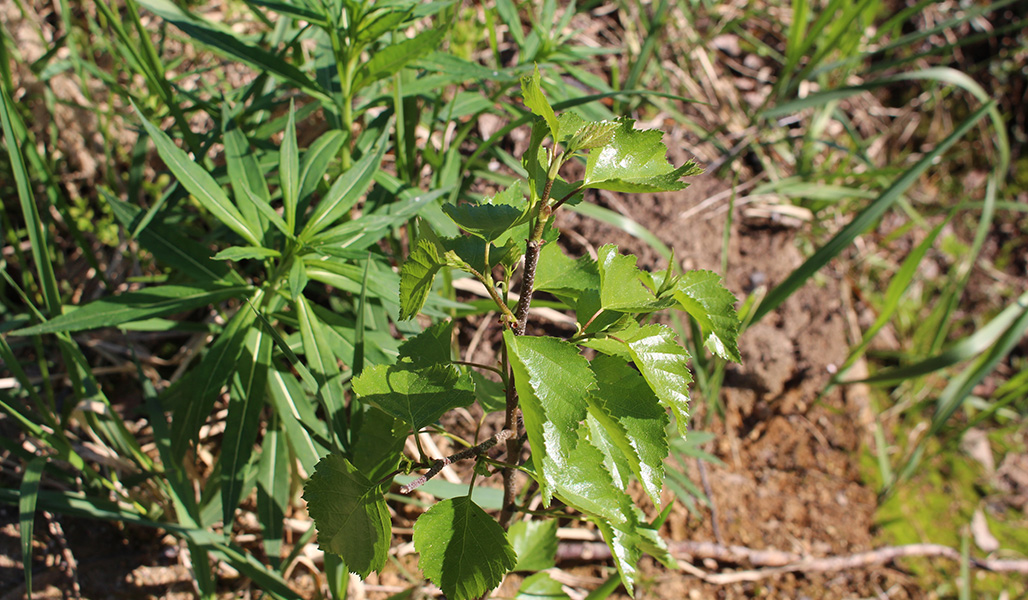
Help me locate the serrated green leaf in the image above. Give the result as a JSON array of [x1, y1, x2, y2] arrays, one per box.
[[10, 284, 250, 336], [351, 362, 474, 432], [503, 331, 596, 503], [588, 355, 668, 507], [518, 573, 570, 600], [622, 324, 693, 435], [353, 27, 446, 92], [304, 454, 391, 578], [398, 238, 445, 321], [398, 320, 454, 366], [133, 104, 259, 246], [521, 65, 559, 141], [551, 427, 634, 526], [471, 371, 507, 413], [674, 270, 741, 362], [413, 496, 517, 600], [597, 244, 673, 312], [594, 506, 677, 595], [442, 181, 526, 242], [509, 519, 558, 572], [348, 406, 407, 482], [583, 118, 703, 193], [533, 242, 598, 300], [212, 246, 281, 261], [567, 120, 618, 152], [585, 411, 633, 491]]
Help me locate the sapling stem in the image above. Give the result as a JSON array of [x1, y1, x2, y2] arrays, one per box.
[[400, 429, 515, 494]]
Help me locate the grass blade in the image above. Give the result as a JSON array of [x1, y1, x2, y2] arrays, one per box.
[[19, 456, 46, 599], [847, 290, 1028, 386], [751, 102, 993, 325], [0, 79, 61, 314], [10, 285, 251, 336]]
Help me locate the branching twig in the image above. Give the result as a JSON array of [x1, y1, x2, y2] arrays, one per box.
[[400, 429, 515, 494], [554, 539, 1028, 583]]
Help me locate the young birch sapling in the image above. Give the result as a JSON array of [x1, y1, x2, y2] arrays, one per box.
[[304, 67, 741, 598]]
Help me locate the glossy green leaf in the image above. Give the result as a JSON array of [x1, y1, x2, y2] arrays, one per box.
[[10, 284, 250, 336], [533, 242, 598, 300], [553, 427, 634, 526], [300, 126, 389, 240], [413, 496, 517, 600], [398, 239, 445, 321], [588, 322, 693, 435], [673, 270, 741, 362], [304, 455, 391, 578], [626, 324, 693, 435], [134, 104, 259, 246], [281, 102, 300, 233], [509, 519, 558, 572], [442, 181, 527, 242], [521, 64, 559, 141], [583, 118, 702, 193], [518, 573, 570, 599], [588, 355, 668, 507], [598, 244, 670, 312], [212, 246, 281, 261], [503, 331, 596, 502], [351, 362, 474, 432]]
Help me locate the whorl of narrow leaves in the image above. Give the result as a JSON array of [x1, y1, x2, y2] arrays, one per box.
[[303, 455, 391, 578], [413, 496, 517, 600]]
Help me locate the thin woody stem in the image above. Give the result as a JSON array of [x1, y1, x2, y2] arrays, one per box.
[[400, 429, 515, 494]]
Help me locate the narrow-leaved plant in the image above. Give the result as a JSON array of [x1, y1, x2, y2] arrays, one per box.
[[303, 67, 742, 597]]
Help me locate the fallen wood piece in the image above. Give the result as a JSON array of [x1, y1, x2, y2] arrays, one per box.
[[555, 539, 1028, 583]]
